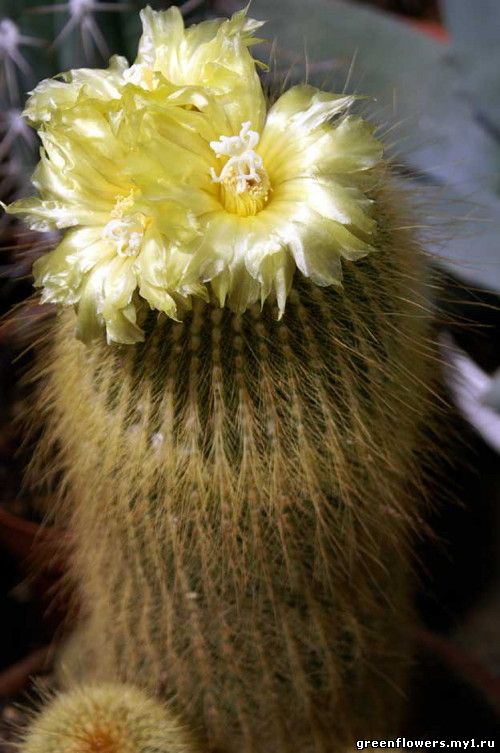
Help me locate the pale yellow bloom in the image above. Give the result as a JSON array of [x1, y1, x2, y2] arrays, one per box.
[[168, 85, 383, 314], [10, 83, 203, 343], [131, 6, 266, 131], [4, 7, 383, 345]]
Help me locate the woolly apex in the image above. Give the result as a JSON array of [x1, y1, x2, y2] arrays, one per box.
[[4, 6, 383, 344], [19, 682, 197, 753]]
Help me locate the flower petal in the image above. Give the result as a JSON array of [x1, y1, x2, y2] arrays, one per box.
[[262, 85, 355, 137], [76, 261, 144, 345], [258, 249, 295, 315], [137, 6, 266, 131], [5, 198, 84, 232], [101, 300, 145, 345], [103, 256, 137, 309], [275, 178, 376, 234], [24, 55, 129, 125], [316, 116, 383, 174], [287, 222, 343, 288]]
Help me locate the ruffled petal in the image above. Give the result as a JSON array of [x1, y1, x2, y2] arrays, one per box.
[[287, 222, 344, 287], [261, 85, 355, 138], [102, 256, 138, 309], [275, 178, 376, 235], [76, 261, 144, 345], [186, 212, 245, 283], [258, 249, 295, 315], [75, 262, 108, 343], [260, 89, 361, 184], [33, 229, 113, 303], [102, 300, 145, 345], [136, 226, 191, 316], [224, 266, 261, 314], [314, 116, 383, 174], [136, 6, 266, 130], [5, 197, 104, 232], [24, 55, 129, 125]]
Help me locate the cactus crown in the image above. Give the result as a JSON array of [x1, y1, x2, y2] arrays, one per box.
[[19, 682, 197, 753]]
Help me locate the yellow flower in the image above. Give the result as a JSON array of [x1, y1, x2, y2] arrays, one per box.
[[168, 85, 383, 315], [11, 83, 203, 343], [4, 7, 383, 345], [23, 7, 265, 129], [131, 6, 266, 130]]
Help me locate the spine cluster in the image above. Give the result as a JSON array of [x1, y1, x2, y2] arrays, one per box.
[[19, 683, 196, 753]]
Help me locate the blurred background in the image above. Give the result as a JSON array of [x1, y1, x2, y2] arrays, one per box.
[[0, 0, 499, 744]]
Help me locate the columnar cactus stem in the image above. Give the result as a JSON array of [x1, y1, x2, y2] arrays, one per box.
[[4, 8, 443, 751], [26, 181, 439, 753]]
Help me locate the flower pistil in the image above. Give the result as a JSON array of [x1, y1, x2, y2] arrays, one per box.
[[210, 121, 270, 217]]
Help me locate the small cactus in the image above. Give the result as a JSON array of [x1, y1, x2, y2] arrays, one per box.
[[19, 683, 197, 753]]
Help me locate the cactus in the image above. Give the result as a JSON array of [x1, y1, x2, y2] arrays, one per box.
[[24, 179, 438, 751], [5, 5, 441, 753], [19, 682, 197, 753]]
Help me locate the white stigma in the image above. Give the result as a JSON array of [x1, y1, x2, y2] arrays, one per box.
[[102, 215, 144, 257], [210, 121, 263, 194]]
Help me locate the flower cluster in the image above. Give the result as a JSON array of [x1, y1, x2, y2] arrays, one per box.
[[4, 6, 383, 344]]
